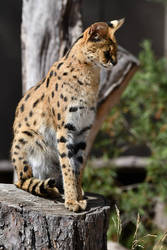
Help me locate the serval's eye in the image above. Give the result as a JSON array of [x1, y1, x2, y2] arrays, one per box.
[[90, 34, 101, 42]]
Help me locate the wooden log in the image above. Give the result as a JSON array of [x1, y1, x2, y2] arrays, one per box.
[[0, 184, 110, 250]]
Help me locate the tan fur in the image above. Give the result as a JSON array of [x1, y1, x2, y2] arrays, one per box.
[[11, 20, 124, 212]]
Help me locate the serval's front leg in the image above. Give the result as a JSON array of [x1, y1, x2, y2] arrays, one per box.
[[57, 128, 87, 212]]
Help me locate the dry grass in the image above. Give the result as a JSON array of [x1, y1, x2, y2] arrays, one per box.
[[112, 205, 167, 250]]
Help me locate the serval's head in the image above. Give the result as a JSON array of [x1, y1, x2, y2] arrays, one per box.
[[81, 19, 124, 68]]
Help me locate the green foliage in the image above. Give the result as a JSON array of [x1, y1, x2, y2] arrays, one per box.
[[83, 40, 167, 248]]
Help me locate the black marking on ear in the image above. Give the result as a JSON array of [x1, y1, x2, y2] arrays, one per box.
[[107, 21, 114, 28]]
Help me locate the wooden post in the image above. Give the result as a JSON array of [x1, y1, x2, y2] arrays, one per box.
[[0, 184, 110, 250]]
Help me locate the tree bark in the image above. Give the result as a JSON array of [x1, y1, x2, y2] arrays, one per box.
[[0, 184, 110, 250], [21, 0, 82, 93]]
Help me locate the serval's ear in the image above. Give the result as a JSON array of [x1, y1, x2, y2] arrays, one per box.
[[108, 18, 125, 34], [83, 22, 108, 42]]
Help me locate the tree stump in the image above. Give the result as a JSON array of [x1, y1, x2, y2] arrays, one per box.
[[0, 184, 110, 250]]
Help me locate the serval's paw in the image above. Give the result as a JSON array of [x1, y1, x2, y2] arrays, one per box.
[[65, 199, 87, 212]]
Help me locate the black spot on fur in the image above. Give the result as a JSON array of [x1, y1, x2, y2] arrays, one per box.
[[42, 77, 46, 83], [35, 141, 43, 150], [78, 80, 84, 85], [46, 78, 50, 88], [25, 93, 31, 101], [64, 96, 68, 102], [69, 107, 78, 112], [34, 84, 41, 91], [60, 152, 66, 158], [77, 156, 83, 164], [63, 72, 68, 76], [24, 166, 28, 172], [22, 131, 33, 137], [57, 113, 61, 120], [19, 138, 27, 145], [57, 62, 63, 70], [15, 145, 20, 150], [51, 91, 54, 98], [78, 125, 92, 135], [60, 94, 64, 99], [41, 93, 45, 100], [33, 99, 39, 108], [58, 76, 61, 80], [52, 108, 55, 116], [59, 136, 67, 143], [64, 123, 76, 131], [55, 83, 58, 91], [20, 104, 24, 112], [29, 111, 33, 117], [57, 101, 60, 107], [62, 164, 66, 168], [50, 70, 54, 77]]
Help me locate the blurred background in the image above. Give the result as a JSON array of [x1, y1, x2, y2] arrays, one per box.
[[1, 0, 167, 248]]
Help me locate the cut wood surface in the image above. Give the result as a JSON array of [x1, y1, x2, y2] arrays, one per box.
[[0, 184, 110, 250]]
